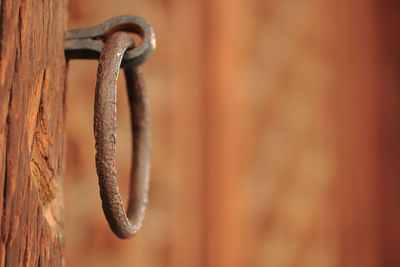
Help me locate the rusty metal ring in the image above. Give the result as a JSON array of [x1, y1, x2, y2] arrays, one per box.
[[94, 31, 150, 239]]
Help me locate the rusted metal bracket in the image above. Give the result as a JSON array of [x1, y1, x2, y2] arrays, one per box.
[[64, 15, 156, 68], [64, 16, 155, 239]]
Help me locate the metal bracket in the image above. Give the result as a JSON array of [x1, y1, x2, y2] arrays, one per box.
[[64, 15, 156, 69]]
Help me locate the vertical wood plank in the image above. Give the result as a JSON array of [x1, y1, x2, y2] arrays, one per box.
[[0, 0, 66, 265], [374, 2, 400, 265], [337, 0, 400, 266], [203, 0, 245, 266], [168, 0, 204, 266], [336, 0, 380, 265]]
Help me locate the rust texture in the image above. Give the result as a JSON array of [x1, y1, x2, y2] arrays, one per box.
[[94, 32, 150, 239], [0, 0, 66, 265]]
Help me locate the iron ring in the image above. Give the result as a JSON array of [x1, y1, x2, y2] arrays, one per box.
[[94, 31, 151, 239]]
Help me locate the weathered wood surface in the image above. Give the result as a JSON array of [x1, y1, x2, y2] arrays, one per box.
[[0, 0, 66, 265]]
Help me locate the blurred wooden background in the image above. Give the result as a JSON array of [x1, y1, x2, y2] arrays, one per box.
[[64, 0, 400, 266]]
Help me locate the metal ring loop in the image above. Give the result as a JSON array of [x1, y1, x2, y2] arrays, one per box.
[[94, 31, 150, 239]]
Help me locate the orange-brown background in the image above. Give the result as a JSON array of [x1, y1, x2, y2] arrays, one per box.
[[64, 0, 400, 266]]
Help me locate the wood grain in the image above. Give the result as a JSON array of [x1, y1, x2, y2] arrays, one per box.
[[0, 0, 66, 265]]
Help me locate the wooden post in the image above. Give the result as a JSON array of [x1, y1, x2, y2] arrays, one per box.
[[337, 0, 400, 266], [0, 0, 66, 265], [203, 0, 245, 266], [167, 0, 204, 266]]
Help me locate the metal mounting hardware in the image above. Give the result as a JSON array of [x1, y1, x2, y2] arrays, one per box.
[[64, 15, 156, 68], [64, 16, 155, 239]]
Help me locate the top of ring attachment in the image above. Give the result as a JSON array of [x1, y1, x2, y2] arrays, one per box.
[[64, 15, 156, 68]]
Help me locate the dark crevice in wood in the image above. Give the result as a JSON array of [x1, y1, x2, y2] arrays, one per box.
[[17, 6, 22, 62], [11, 49, 18, 95], [35, 204, 41, 267], [2, 38, 20, 246], [1, 164, 7, 244], [1, 64, 13, 245], [23, 233, 28, 265], [17, 6, 21, 47]]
